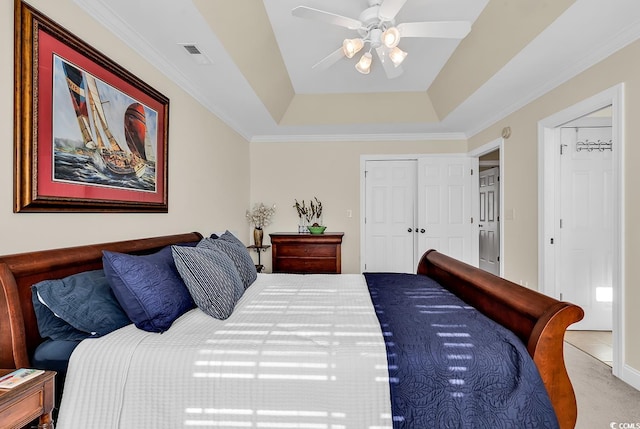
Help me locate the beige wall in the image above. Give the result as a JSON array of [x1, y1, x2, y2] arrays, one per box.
[[468, 40, 640, 373], [249, 140, 467, 273], [1, 0, 250, 255]]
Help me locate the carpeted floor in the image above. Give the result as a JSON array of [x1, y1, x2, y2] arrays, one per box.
[[564, 342, 640, 428]]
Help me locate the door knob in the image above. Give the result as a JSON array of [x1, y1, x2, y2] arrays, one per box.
[[407, 228, 413, 232], [420, 228, 425, 233], [478, 224, 484, 227]]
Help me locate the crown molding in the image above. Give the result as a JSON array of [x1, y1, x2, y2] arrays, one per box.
[[250, 132, 468, 143]]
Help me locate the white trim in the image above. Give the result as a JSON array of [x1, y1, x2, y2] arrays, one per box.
[[252, 132, 468, 144], [538, 84, 626, 383], [621, 363, 640, 392]]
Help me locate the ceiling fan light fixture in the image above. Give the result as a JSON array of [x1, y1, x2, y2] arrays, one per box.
[[389, 46, 407, 66], [381, 26, 401, 48], [342, 38, 364, 59], [355, 52, 373, 74]]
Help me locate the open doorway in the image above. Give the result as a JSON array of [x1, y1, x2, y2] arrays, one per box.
[[469, 139, 504, 276], [479, 151, 500, 275], [539, 85, 624, 377]]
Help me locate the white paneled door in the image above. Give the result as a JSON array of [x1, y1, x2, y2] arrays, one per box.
[[364, 160, 417, 273], [558, 126, 613, 330], [364, 157, 474, 273], [417, 157, 474, 264], [478, 167, 500, 275]]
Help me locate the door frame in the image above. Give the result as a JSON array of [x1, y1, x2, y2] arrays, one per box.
[[538, 84, 627, 381], [469, 138, 505, 276]]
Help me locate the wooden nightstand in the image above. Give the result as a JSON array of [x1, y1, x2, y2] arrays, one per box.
[[269, 232, 344, 274], [0, 369, 56, 429]]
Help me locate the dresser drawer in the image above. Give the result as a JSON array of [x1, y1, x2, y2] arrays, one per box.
[[273, 257, 338, 274], [277, 244, 337, 258]]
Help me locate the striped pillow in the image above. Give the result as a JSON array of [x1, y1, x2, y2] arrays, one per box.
[[200, 232, 257, 288], [171, 246, 242, 320]]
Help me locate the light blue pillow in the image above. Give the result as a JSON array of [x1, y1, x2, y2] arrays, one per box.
[[102, 246, 194, 333], [202, 231, 257, 288], [172, 246, 242, 320], [31, 269, 130, 338]]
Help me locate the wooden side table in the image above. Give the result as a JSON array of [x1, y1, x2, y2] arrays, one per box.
[[247, 245, 271, 273], [0, 369, 56, 429]]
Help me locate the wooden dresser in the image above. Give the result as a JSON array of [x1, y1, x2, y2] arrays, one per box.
[[269, 232, 344, 274]]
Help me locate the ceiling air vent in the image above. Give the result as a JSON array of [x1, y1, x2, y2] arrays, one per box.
[[179, 43, 212, 65]]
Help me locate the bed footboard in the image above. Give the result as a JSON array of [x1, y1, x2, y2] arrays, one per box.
[[417, 250, 583, 429], [0, 232, 203, 370]]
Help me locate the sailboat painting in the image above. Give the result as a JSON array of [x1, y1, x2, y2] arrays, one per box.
[[15, 1, 168, 212], [52, 56, 157, 192]]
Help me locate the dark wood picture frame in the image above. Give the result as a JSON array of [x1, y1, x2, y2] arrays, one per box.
[[14, 0, 169, 212]]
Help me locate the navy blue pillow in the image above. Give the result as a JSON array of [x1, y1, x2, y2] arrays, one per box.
[[31, 269, 130, 339], [31, 291, 90, 341], [102, 246, 195, 333]]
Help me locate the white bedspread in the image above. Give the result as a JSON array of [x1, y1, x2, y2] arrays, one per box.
[[57, 274, 393, 429]]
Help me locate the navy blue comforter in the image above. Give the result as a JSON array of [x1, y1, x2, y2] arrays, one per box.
[[364, 273, 559, 429]]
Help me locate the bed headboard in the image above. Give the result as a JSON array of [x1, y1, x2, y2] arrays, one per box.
[[0, 232, 202, 369], [418, 249, 584, 429]]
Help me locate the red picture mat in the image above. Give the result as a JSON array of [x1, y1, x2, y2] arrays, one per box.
[[36, 29, 166, 205]]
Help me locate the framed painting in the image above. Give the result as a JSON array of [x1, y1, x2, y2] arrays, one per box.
[[14, 0, 169, 212]]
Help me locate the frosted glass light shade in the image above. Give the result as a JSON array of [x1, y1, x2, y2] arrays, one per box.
[[381, 27, 401, 48], [355, 52, 372, 74], [342, 38, 364, 59], [389, 46, 407, 66]]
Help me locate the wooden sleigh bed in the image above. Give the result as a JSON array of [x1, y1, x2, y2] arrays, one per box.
[[0, 232, 584, 428]]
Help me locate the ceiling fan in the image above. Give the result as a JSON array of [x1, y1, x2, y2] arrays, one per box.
[[292, 0, 471, 79]]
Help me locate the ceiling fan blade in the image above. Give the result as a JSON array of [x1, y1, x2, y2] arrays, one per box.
[[292, 6, 362, 30], [375, 46, 403, 79], [378, 0, 408, 22], [312, 47, 346, 71], [397, 21, 471, 39]]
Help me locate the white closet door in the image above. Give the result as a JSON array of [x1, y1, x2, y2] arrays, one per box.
[[363, 160, 417, 273], [417, 157, 474, 266]]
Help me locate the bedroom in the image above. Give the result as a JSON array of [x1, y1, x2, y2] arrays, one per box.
[[1, 0, 640, 425]]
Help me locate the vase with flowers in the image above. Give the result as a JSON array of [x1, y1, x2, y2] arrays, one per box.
[[293, 197, 324, 234], [246, 203, 276, 247]]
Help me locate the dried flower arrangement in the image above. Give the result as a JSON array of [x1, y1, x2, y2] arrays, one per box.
[[245, 203, 276, 229], [293, 197, 323, 226]]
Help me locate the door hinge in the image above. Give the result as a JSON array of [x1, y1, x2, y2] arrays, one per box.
[[471, 168, 474, 176], [497, 256, 500, 262], [560, 219, 563, 229], [559, 292, 563, 301], [470, 217, 474, 224]]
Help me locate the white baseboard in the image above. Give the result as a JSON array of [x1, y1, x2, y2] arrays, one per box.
[[621, 363, 640, 392]]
